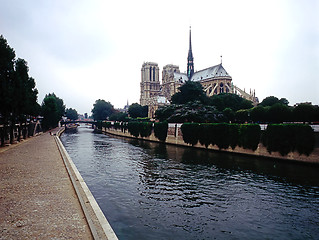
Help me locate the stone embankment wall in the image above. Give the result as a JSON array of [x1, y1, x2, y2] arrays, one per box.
[[101, 124, 319, 165], [56, 128, 119, 240]]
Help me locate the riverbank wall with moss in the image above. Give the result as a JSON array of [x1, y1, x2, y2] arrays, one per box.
[[100, 124, 319, 165]]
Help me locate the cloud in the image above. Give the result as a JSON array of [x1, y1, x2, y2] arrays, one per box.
[[0, 0, 318, 113]]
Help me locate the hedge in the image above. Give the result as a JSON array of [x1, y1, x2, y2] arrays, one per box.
[[127, 122, 152, 138], [229, 124, 240, 150], [238, 124, 261, 151], [198, 124, 211, 148], [181, 123, 261, 151], [102, 121, 112, 129], [113, 122, 121, 130], [262, 124, 315, 156], [181, 123, 200, 146], [139, 122, 152, 138], [154, 122, 168, 142], [127, 122, 140, 137], [120, 122, 128, 132]]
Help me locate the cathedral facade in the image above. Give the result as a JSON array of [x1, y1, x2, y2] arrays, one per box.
[[140, 28, 258, 118]]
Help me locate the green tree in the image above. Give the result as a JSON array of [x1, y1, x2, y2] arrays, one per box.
[[91, 99, 115, 121], [155, 104, 178, 122], [66, 108, 78, 120], [171, 80, 208, 104], [268, 103, 291, 123], [41, 93, 65, 130], [0, 36, 39, 143], [109, 111, 128, 122], [279, 98, 289, 105], [128, 103, 148, 118], [14, 59, 39, 116], [13, 59, 39, 140], [223, 108, 235, 122], [209, 93, 253, 111], [259, 96, 289, 107], [41, 96, 58, 130], [0, 35, 16, 145], [250, 106, 268, 123], [293, 103, 317, 123], [156, 101, 220, 123], [235, 109, 250, 123]]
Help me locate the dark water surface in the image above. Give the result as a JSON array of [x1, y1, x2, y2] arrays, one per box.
[[60, 125, 319, 240]]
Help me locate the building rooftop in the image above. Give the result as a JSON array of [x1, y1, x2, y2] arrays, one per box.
[[191, 64, 231, 81], [173, 72, 188, 83]]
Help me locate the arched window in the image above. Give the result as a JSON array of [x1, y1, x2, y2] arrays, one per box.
[[153, 67, 156, 81], [220, 82, 224, 93]]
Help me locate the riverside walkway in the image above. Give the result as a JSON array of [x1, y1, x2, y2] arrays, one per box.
[[0, 129, 93, 239]]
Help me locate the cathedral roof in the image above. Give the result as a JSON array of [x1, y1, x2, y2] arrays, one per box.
[[190, 64, 231, 81], [173, 72, 188, 83], [172, 64, 231, 83]]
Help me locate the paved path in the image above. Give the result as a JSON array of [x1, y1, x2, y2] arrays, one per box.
[[0, 130, 93, 239]]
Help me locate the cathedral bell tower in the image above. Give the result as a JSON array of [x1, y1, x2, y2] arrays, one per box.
[[187, 27, 194, 79], [140, 62, 160, 106]]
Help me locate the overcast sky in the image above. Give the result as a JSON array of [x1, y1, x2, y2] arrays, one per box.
[[0, 0, 318, 114]]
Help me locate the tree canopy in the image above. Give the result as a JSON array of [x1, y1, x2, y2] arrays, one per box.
[[293, 103, 318, 123], [0, 36, 39, 121], [171, 80, 208, 104], [109, 111, 128, 122], [0, 35, 16, 120], [156, 101, 220, 123], [259, 96, 289, 107], [41, 93, 65, 130], [66, 108, 78, 120], [128, 103, 148, 118], [91, 99, 115, 121], [0, 35, 40, 144], [209, 93, 253, 111]]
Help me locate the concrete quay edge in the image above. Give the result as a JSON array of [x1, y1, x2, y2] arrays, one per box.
[[55, 128, 118, 240]]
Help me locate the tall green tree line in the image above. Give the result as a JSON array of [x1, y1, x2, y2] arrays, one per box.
[[0, 35, 40, 144]]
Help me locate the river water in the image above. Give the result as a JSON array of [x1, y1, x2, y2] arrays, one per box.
[[60, 125, 319, 240]]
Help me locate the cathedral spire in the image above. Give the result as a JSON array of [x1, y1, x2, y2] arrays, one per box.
[[187, 26, 194, 79]]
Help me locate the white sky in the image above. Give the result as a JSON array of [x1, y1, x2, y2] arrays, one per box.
[[0, 0, 318, 114]]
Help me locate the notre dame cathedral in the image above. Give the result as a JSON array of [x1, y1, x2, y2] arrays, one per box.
[[140, 28, 258, 118]]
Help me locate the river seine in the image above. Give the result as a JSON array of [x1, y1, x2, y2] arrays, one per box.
[[60, 125, 319, 240]]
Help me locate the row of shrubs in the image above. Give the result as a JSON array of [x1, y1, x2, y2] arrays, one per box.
[[97, 121, 169, 142], [181, 123, 315, 156], [97, 121, 315, 156], [181, 123, 261, 151], [126, 122, 169, 142], [262, 124, 315, 156]]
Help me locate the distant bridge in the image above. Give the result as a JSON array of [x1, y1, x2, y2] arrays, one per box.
[[61, 120, 97, 125]]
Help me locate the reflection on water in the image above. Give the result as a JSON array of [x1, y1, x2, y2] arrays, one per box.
[[61, 125, 319, 240]]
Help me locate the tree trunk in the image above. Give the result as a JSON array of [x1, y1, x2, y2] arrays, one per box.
[[0, 126, 4, 147], [9, 123, 14, 144], [23, 121, 27, 139], [17, 123, 21, 142]]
